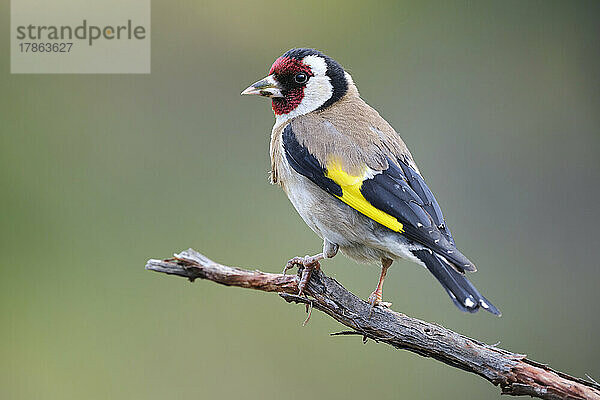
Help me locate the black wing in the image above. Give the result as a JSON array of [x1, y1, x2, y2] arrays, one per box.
[[282, 124, 475, 272]]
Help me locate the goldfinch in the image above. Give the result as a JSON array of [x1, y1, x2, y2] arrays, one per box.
[[242, 48, 500, 315]]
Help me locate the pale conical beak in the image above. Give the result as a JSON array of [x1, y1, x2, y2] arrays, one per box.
[[241, 75, 283, 98]]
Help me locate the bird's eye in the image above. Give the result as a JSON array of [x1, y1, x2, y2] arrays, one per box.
[[294, 73, 308, 84]]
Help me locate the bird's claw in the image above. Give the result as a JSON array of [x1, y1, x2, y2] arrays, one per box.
[[367, 290, 391, 317], [368, 290, 382, 308], [282, 255, 308, 275], [283, 254, 323, 296]]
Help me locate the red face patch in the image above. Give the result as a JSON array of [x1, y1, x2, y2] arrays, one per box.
[[269, 56, 310, 76], [268, 57, 313, 115]]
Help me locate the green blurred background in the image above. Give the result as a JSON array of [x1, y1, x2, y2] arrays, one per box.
[[2, 1, 599, 399]]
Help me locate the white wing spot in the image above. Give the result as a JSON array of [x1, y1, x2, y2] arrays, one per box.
[[364, 167, 382, 180]]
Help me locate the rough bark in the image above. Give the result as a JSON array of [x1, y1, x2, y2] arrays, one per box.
[[146, 248, 600, 400]]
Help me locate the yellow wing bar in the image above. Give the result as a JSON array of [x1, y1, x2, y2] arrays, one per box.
[[325, 160, 404, 233]]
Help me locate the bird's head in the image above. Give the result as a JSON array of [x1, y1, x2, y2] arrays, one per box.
[[242, 48, 351, 123]]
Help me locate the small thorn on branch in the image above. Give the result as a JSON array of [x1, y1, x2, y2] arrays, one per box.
[[330, 330, 364, 337]]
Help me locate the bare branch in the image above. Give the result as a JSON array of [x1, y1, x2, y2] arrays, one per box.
[[146, 248, 600, 400]]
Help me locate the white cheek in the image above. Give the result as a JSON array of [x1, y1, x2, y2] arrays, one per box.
[[300, 76, 333, 112], [275, 75, 333, 127]]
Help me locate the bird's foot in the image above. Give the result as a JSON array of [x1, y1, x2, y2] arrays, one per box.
[[283, 253, 323, 296], [367, 290, 391, 316]]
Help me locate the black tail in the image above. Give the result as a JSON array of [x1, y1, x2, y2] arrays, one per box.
[[412, 249, 501, 316]]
